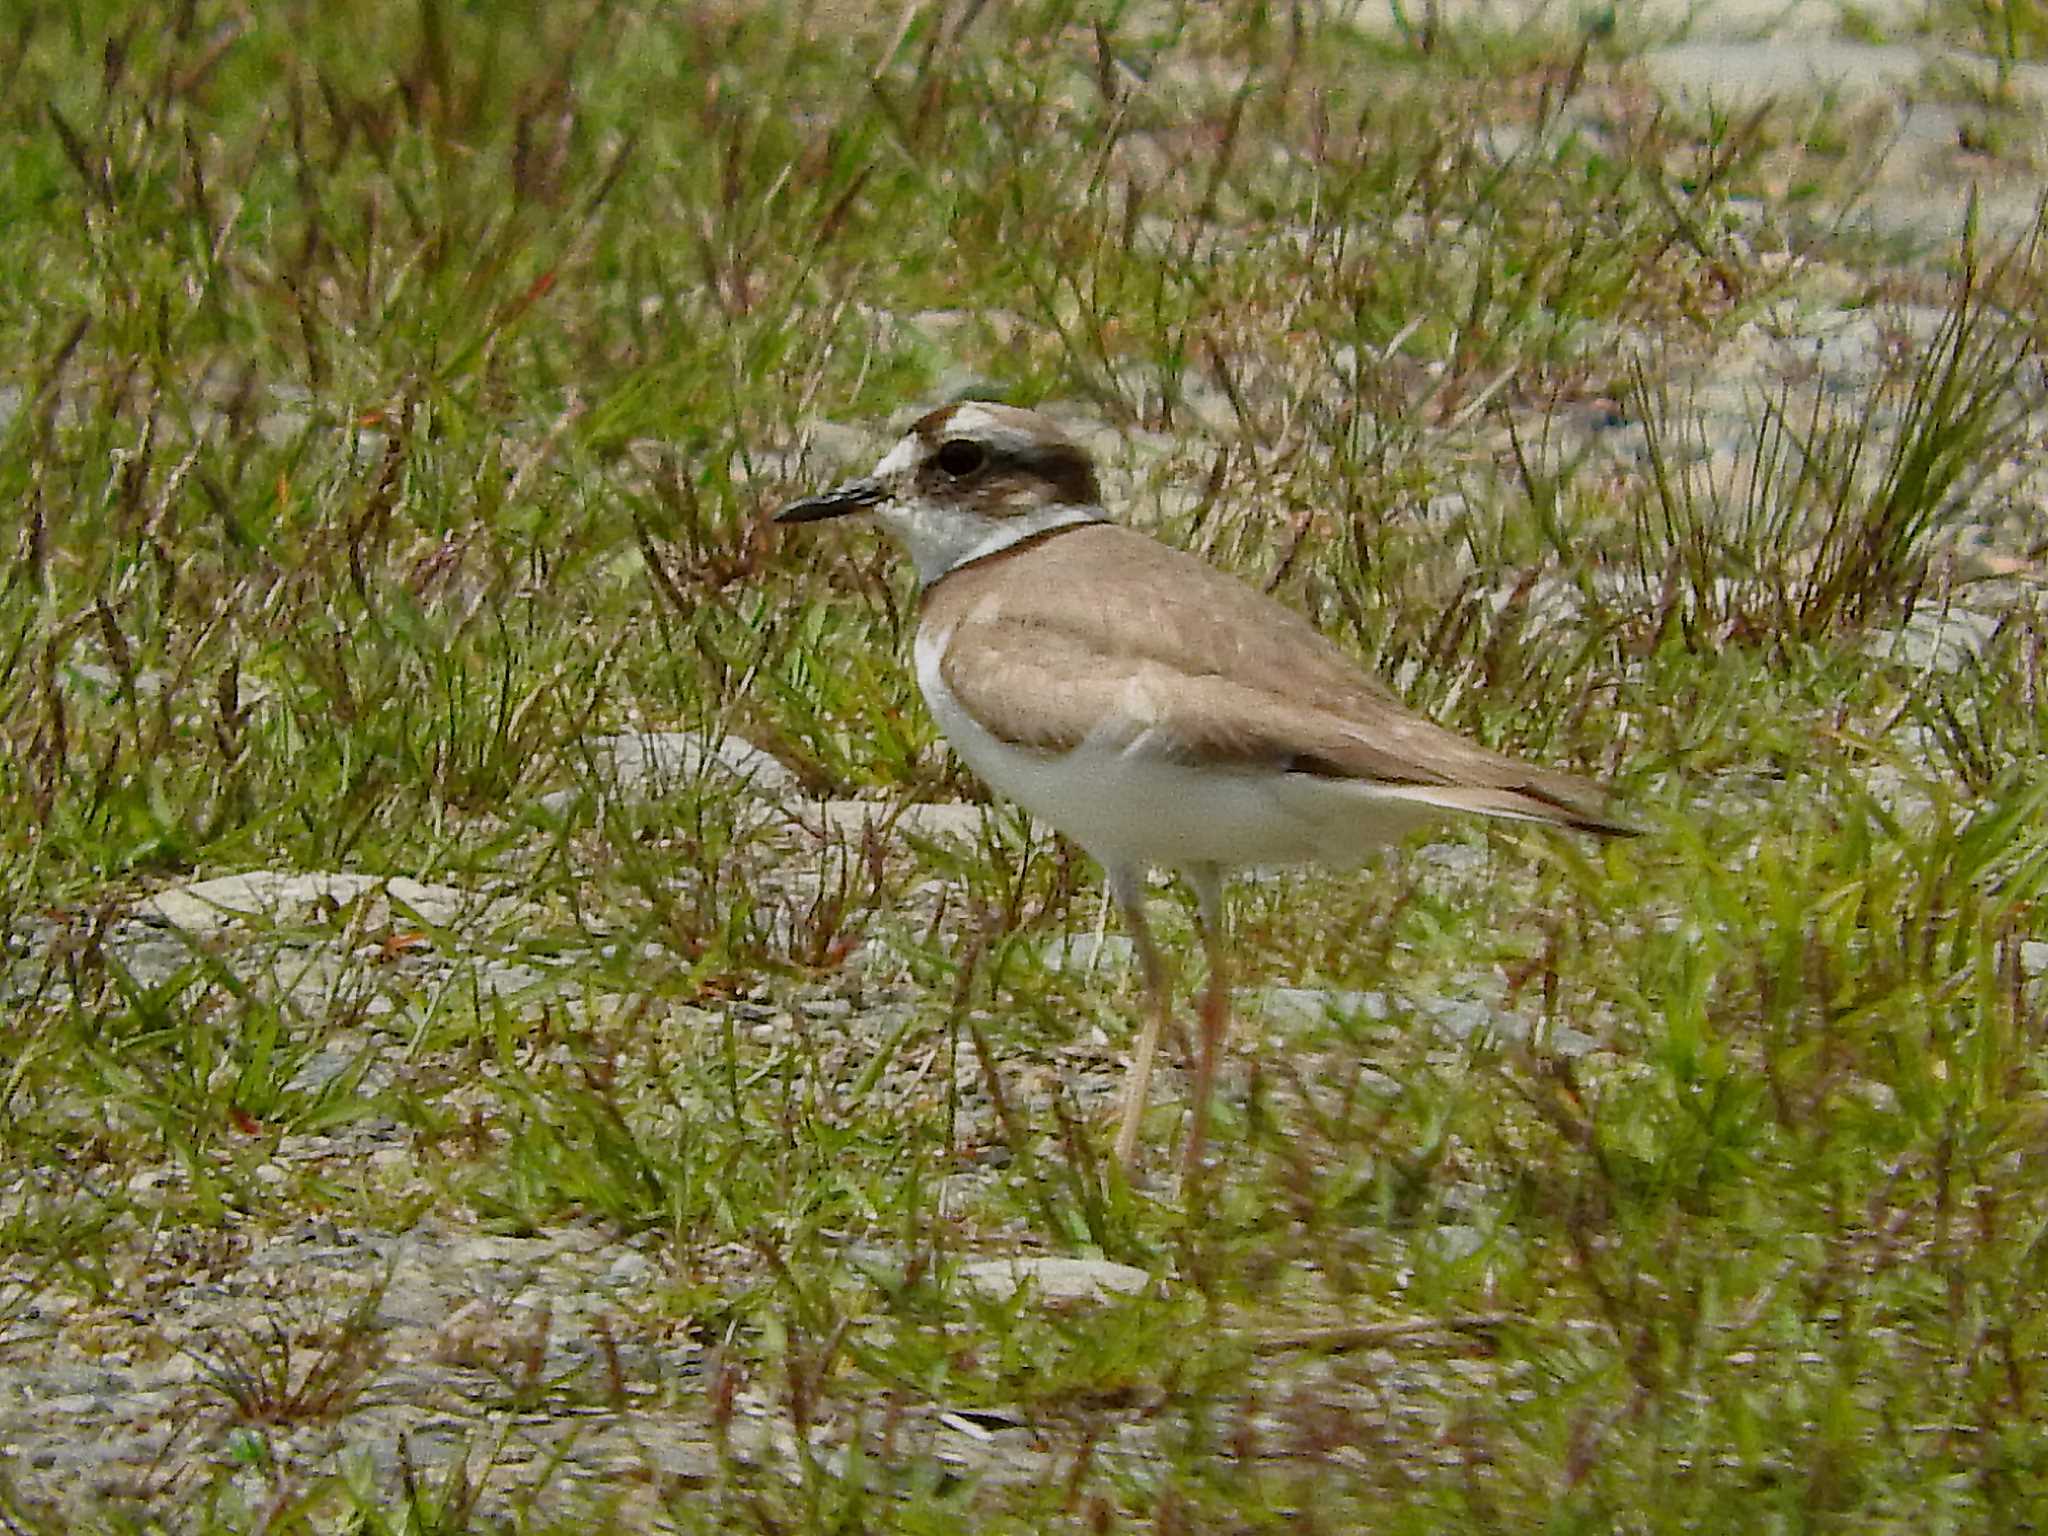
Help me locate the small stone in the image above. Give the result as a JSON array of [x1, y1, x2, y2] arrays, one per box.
[[1414, 841, 1489, 875], [606, 1251, 653, 1286], [1426, 1224, 1486, 1263], [286, 1049, 359, 1094], [1547, 1025, 1602, 1060], [1255, 987, 1391, 1030], [1426, 997, 1502, 1041]]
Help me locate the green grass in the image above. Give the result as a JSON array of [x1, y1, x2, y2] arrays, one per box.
[[2, 0, 2048, 1529]]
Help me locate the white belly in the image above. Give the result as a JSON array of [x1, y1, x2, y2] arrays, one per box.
[[914, 627, 1442, 875]]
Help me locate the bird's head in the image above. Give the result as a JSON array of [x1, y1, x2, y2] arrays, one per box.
[[777, 402, 1106, 586]]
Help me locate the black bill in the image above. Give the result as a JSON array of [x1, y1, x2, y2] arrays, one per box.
[[775, 476, 885, 523]]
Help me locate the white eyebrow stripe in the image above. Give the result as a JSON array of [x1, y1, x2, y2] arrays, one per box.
[[874, 435, 920, 477], [935, 423, 1057, 462], [944, 403, 1002, 436]]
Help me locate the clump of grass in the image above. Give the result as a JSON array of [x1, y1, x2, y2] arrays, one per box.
[[1626, 197, 2044, 650], [342, 1430, 502, 1536], [1907, 609, 2048, 792], [186, 1277, 389, 1427], [463, 1020, 725, 1242]]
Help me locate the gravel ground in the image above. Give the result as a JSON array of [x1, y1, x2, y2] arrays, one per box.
[[7, 0, 2048, 1522]]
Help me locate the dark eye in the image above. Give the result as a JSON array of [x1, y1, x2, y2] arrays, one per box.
[[934, 439, 986, 477]]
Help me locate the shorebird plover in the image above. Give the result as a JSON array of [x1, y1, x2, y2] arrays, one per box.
[[779, 403, 1630, 1174]]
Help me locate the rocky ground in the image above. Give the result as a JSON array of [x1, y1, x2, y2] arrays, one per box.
[[5, 0, 2048, 1526]]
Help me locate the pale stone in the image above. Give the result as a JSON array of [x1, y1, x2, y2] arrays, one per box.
[[140, 872, 529, 936], [957, 1255, 1152, 1305]]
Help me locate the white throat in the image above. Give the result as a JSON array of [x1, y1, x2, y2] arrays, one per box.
[[877, 498, 1106, 587]]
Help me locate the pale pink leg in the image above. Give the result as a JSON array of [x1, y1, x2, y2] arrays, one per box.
[[1110, 867, 1172, 1171], [1181, 865, 1228, 1177]]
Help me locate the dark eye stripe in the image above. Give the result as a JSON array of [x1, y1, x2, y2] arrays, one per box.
[[918, 432, 1103, 508]]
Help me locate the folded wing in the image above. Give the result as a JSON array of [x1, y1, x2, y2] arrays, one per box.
[[930, 524, 1630, 837]]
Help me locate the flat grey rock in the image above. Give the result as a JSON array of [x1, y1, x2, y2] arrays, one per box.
[[1425, 995, 1511, 1041], [1868, 606, 2003, 673], [1255, 986, 1393, 1030], [1643, 41, 1926, 103], [140, 872, 531, 936], [957, 1256, 1152, 1305], [1333, 0, 1859, 40]]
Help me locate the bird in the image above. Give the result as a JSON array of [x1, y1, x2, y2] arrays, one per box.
[[777, 401, 1631, 1176]]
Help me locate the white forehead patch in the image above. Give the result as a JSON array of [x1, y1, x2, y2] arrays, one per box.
[[873, 434, 921, 479], [944, 402, 1003, 437]]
